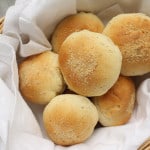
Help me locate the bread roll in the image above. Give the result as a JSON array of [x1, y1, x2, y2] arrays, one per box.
[[59, 30, 122, 97], [19, 51, 65, 104], [43, 94, 98, 146], [103, 13, 150, 76], [51, 12, 104, 53], [92, 76, 135, 126]]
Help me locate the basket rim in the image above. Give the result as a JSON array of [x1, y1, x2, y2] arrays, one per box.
[[0, 17, 4, 34], [138, 138, 150, 150]]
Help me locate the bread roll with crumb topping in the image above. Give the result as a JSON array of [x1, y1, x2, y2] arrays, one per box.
[[51, 12, 104, 53], [103, 13, 150, 76], [92, 76, 135, 126], [19, 51, 65, 104], [43, 94, 98, 146], [59, 30, 122, 97]]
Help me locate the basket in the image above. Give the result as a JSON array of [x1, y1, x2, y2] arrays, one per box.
[[0, 16, 149, 150], [138, 138, 150, 150], [0, 17, 4, 34]]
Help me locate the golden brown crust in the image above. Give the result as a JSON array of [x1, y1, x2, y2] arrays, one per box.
[[59, 30, 122, 96], [51, 12, 104, 53], [92, 76, 135, 126], [19, 51, 65, 104], [103, 13, 150, 76], [43, 94, 98, 146]]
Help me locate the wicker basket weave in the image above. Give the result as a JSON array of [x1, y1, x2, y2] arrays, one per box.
[[0, 16, 149, 150], [138, 138, 150, 150], [0, 17, 4, 34]]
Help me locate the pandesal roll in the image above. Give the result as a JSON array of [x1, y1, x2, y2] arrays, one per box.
[[92, 76, 135, 127], [103, 13, 150, 76], [59, 30, 122, 97], [19, 51, 65, 105], [51, 12, 104, 53], [43, 94, 98, 146]]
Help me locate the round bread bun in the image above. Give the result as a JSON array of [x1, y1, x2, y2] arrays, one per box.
[[51, 12, 104, 53], [59, 30, 122, 97], [19, 51, 65, 105], [92, 76, 135, 126], [103, 13, 150, 76], [43, 94, 98, 146]]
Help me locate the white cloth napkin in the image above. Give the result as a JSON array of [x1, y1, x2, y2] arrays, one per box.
[[0, 0, 150, 150]]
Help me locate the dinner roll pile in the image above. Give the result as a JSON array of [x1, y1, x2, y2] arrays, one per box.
[[18, 12, 150, 146]]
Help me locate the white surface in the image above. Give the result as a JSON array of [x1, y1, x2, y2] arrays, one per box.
[[0, 0, 150, 150]]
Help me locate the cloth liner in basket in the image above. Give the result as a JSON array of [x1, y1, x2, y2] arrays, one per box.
[[0, 0, 150, 150]]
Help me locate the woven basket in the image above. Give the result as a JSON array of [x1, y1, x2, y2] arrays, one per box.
[[138, 138, 150, 150], [0, 17, 4, 34], [0, 16, 149, 150]]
